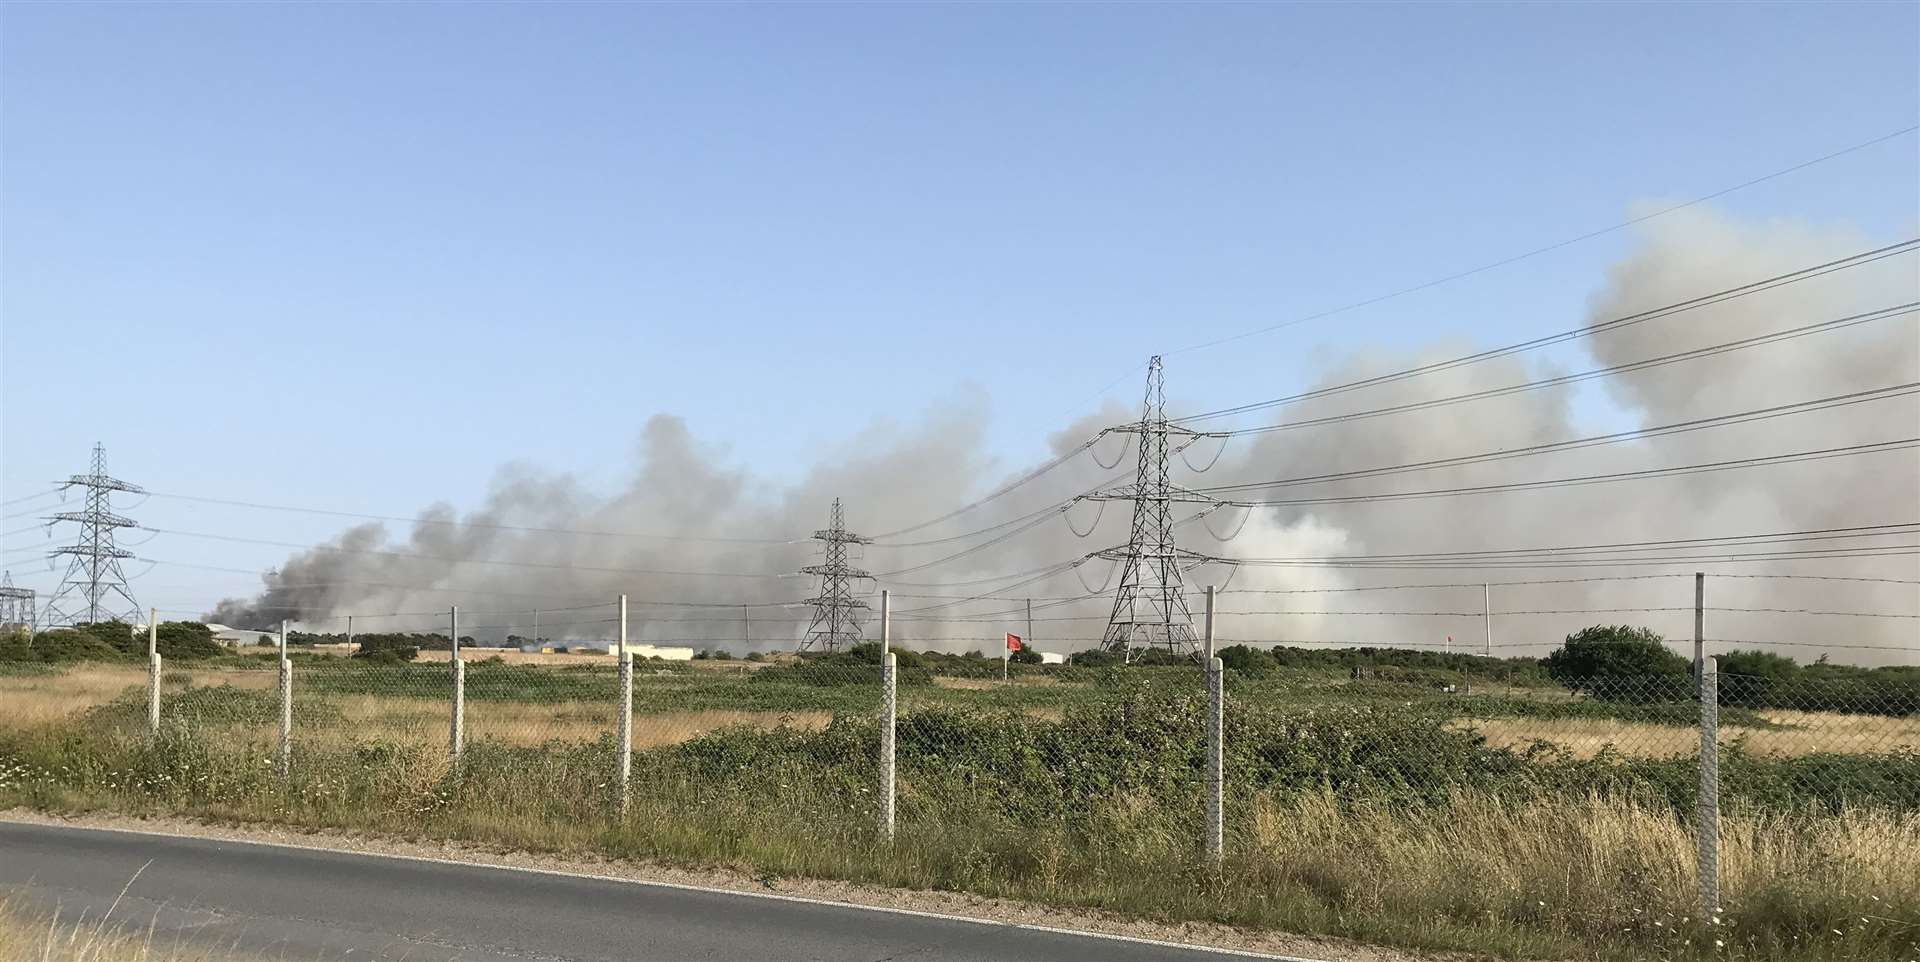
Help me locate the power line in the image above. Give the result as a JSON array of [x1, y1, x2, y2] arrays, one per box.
[[877, 571, 1917, 610], [0, 488, 60, 509], [1205, 522, 1920, 564], [1161, 126, 1920, 358], [1195, 383, 1920, 497], [1212, 438, 1919, 508], [1212, 304, 1917, 438], [1206, 606, 1918, 619], [1220, 548, 1920, 571], [865, 436, 1106, 541], [1175, 240, 1918, 424], [866, 504, 1078, 579]]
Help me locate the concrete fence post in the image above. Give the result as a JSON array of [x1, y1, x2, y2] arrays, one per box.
[[1201, 586, 1223, 863], [277, 620, 293, 780], [146, 609, 161, 737], [616, 594, 632, 817], [1206, 654, 1224, 865], [880, 650, 897, 843], [1698, 655, 1720, 917], [878, 588, 896, 842], [449, 606, 465, 762]]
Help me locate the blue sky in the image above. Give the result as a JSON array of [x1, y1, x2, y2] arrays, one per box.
[[3, 2, 1916, 613]]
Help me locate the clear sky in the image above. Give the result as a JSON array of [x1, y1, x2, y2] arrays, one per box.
[[3, 2, 1916, 614]]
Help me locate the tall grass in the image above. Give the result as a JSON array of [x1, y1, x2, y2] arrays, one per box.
[[3, 675, 1916, 961], [0, 894, 248, 962]]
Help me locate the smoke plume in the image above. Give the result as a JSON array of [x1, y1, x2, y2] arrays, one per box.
[[209, 209, 1919, 664]]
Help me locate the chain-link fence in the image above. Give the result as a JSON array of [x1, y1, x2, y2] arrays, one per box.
[[2, 622, 1914, 957]]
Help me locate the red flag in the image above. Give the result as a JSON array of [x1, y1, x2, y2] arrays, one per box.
[[1005, 633, 1023, 652]]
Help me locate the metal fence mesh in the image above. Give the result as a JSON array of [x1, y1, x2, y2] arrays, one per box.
[[2, 643, 1914, 953]]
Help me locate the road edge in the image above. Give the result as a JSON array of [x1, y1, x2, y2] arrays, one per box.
[[0, 810, 1383, 962]]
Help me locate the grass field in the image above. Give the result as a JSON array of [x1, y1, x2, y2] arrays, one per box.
[[1458, 711, 1920, 758], [9, 660, 1913, 757], [2, 657, 1916, 962]]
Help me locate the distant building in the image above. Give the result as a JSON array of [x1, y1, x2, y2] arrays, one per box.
[[631, 644, 695, 661], [1037, 651, 1067, 665], [205, 624, 272, 647]]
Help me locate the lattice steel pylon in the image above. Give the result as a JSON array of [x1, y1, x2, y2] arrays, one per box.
[[798, 498, 872, 652], [1087, 356, 1227, 659], [0, 571, 35, 636], [41, 443, 145, 627]]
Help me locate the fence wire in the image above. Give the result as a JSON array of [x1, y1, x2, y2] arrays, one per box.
[[1, 638, 1914, 954]]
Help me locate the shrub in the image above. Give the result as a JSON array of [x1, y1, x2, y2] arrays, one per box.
[[0, 629, 125, 663], [1217, 644, 1275, 675], [1543, 625, 1688, 701], [1068, 649, 1123, 668], [351, 646, 418, 663]]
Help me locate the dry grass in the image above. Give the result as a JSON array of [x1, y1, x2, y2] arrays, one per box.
[[1241, 789, 1920, 949], [0, 671, 833, 753], [1455, 712, 1920, 759], [0, 670, 146, 727], [0, 896, 252, 962], [301, 696, 834, 750], [0, 669, 279, 730]]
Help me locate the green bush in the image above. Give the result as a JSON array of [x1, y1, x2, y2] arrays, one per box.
[[351, 646, 418, 663], [1717, 652, 1919, 717], [0, 629, 125, 663], [1543, 625, 1689, 701]]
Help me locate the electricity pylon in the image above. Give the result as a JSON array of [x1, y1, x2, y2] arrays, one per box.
[[798, 499, 872, 652], [1086, 356, 1227, 658], [0, 571, 35, 636], [42, 443, 144, 626]]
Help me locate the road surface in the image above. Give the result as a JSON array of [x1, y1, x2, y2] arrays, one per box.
[[0, 821, 1294, 961]]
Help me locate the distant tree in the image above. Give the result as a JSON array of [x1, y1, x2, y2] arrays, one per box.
[[1716, 648, 1799, 707], [351, 646, 417, 663], [1010, 647, 1041, 665], [1216, 644, 1275, 675], [844, 642, 922, 668], [1718, 648, 1799, 678], [1542, 625, 1688, 701], [1068, 649, 1122, 668]]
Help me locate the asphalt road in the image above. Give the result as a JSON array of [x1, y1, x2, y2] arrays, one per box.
[[0, 821, 1289, 962]]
